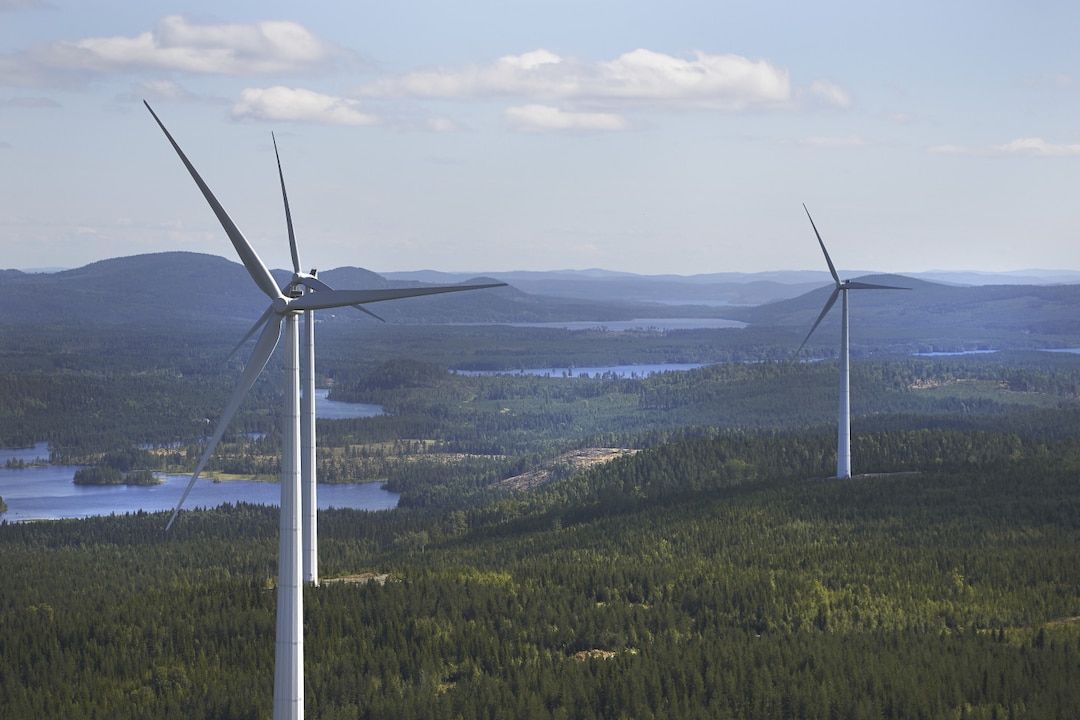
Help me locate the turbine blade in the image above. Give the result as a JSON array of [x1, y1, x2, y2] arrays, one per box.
[[797, 287, 841, 355], [352, 304, 386, 322], [296, 275, 386, 321], [803, 204, 840, 285], [166, 315, 283, 530], [144, 101, 283, 302], [845, 281, 910, 291], [296, 275, 335, 293], [287, 282, 506, 312], [273, 133, 301, 275], [224, 305, 275, 364]]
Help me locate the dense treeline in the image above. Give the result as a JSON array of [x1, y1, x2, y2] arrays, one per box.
[[23, 351, 1065, 508], [7, 336, 1080, 515], [2, 427, 1079, 718], [0, 369, 279, 460], [304, 353, 1080, 507], [73, 466, 158, 486], [6, 315, 1080, 465]]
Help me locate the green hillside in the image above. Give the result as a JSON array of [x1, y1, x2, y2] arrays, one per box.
[[2, 428, 1078, 718]]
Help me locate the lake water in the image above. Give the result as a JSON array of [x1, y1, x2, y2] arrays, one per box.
[[0, 391, 395, 522], [912, 350, 999, 357], [459, 362, 710, 378], [315, 388, 383, 419], [501, 318, 745, 331], [912, 349, 1080, 357]]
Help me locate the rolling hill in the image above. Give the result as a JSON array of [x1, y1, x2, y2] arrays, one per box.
[[4, 253, 1080, 352]]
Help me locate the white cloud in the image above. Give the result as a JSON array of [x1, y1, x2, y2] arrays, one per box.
[[361, 48, 796, 111], [504, 104, 630, 133], [594, 49, 791, 109], [424, 116, 464, 133], [131, 79, 196, 102], [997, 137, 1080, 156], [232, 86, 378, 126], [6, 15, 346, 86], [360, 49, 569, 99], [809, 80, 851, 108], [927, 144, 970, 155], [930, 137, 1080, 157]]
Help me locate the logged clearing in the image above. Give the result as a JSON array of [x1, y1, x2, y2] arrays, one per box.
[[496, 447, 638, 492], [323, 573, 389, 585]]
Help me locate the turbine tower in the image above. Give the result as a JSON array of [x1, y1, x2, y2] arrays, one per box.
[[146, 102, 503, 720], [797, 204, 907, 479]]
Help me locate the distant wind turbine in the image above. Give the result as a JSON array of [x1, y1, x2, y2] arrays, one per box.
[[269, 135, 415, 586], [797, 204, 908, 479], [146, 101, 503, 720]]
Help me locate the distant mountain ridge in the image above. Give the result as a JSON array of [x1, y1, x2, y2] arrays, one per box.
[[720, 273, 1080, 352], [5, 253, 1080, 352], [386, 267, 1080, 286], [385, 268, 1080, 308], [0, 252, 678, 328]]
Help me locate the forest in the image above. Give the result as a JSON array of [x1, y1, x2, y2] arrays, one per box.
[[2, 311, 1080, 718], [1, 427, 1078, 718]]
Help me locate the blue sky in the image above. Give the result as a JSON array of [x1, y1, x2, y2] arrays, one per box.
[[2, 1, 1079, 275]]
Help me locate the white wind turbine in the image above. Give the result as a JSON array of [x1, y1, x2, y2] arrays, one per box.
[[146, 101, 503, 720], [270, 135, 390, 586], [797, 204, 908, 479]]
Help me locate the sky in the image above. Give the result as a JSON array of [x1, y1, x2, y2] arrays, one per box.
[[1, 1, 1079, 276]]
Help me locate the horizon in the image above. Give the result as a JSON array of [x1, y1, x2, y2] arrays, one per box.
[[3, 1, 1080, 275], [7, 249, 1080, 283]]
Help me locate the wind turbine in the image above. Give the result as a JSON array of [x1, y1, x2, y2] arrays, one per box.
[[145, 101, 504, 720], [797, 204, 908, 479], [270, 135, 389, 586]]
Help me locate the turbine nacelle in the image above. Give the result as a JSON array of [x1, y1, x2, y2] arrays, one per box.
[[289, 269, 319, 290]]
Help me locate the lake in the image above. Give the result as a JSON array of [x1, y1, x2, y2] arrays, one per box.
[[500, 318, 745, 331], [912, 349, 1080, 357], [459, 362, 710, 378], [0, 391, 395, 522], [912, 350, 999, 357], [315, 388, 383, 419]]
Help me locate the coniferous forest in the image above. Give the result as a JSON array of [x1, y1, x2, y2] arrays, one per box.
[[2, 306, 1080, 718]]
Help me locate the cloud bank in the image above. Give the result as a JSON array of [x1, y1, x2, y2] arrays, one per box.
[[232, 86, 377, 126], [930, 137, 1080, 157], [504, 105, 630, 133], [1, 15, 349, 87], [0, 17, 850, 132], [360, 48, 799, 112]]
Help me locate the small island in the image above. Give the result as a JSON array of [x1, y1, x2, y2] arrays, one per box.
[[72, 467, 162, 486], [5, 457, 48, 469], [0, 496, 7, 513]]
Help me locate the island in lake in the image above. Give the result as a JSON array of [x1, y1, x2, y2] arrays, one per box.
[[72, 467, 162, 487]]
